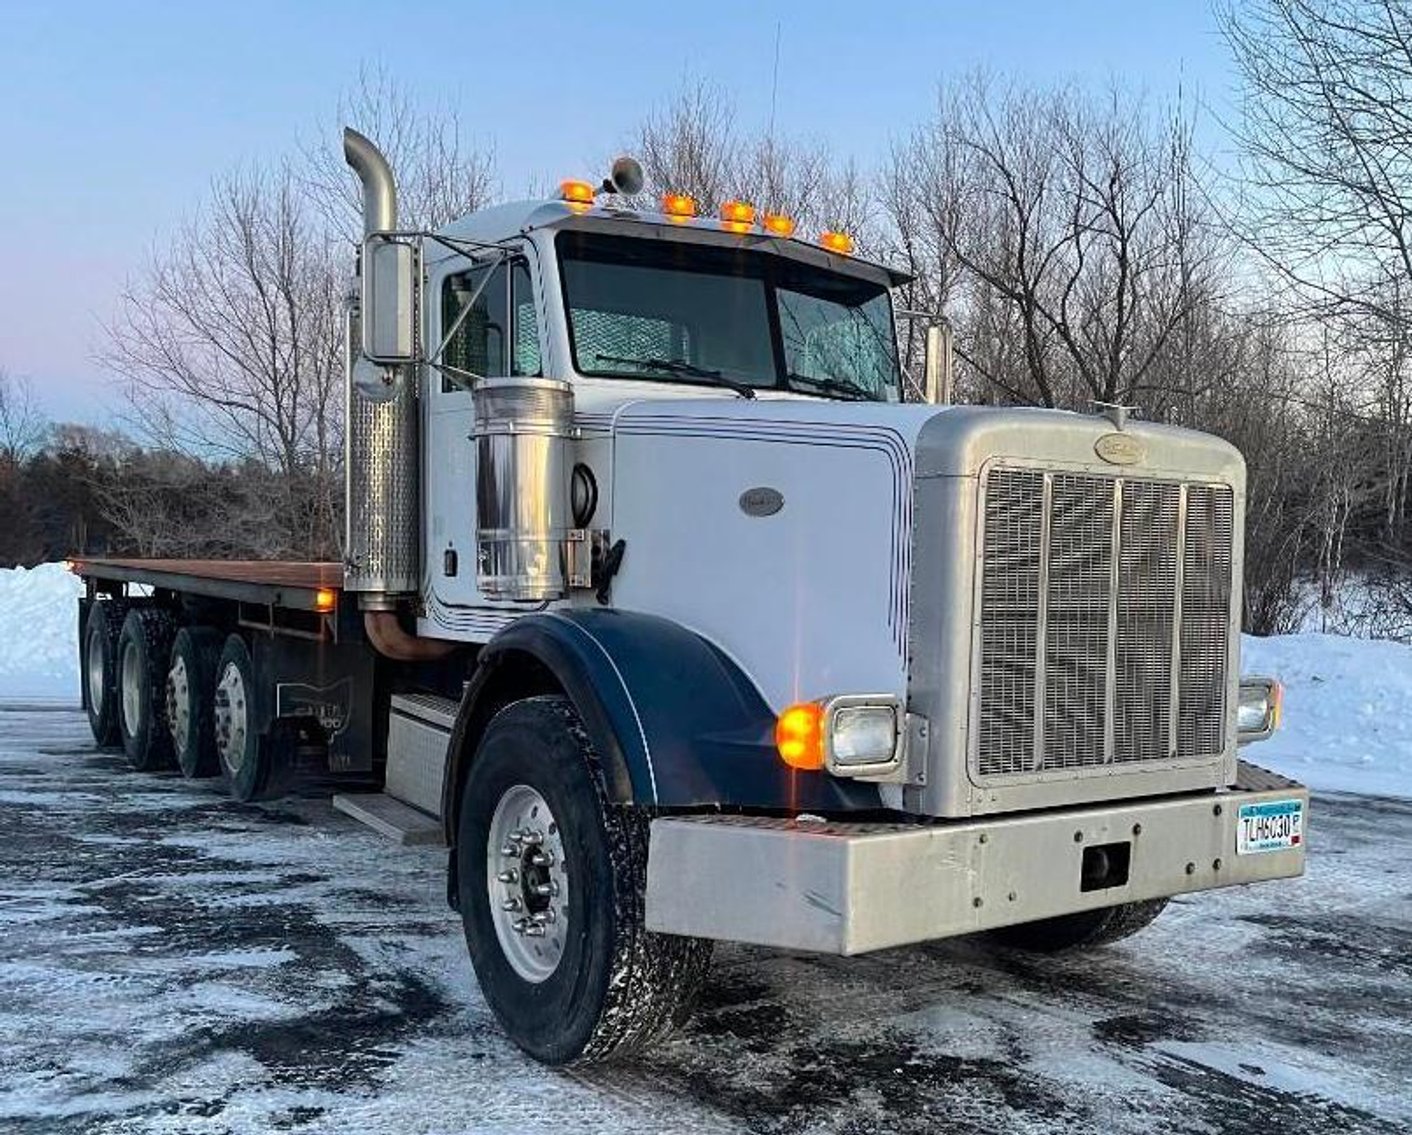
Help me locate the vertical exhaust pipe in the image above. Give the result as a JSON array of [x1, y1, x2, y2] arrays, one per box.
[[343, 127, 397, 235], [341, 126, 419, 604]]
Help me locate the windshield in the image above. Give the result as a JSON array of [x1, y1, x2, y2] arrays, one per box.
[[557, 231, 900, 401]]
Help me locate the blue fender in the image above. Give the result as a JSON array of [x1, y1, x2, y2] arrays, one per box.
[[442, 608, 883, 830]]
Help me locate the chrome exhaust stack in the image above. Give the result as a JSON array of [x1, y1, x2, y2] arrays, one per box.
[[342, 127, 420, 603]]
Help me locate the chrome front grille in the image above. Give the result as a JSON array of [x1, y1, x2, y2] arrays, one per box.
[[976, 468, 1234, 779]]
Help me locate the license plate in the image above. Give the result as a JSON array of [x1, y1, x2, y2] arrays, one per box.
[[1236, 799, 1305, 854]]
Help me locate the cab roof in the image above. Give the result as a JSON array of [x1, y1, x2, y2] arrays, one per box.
[[435, 199, 911, 289]]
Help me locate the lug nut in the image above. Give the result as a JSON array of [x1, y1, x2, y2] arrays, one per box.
[[497, 868, 519, 884], [529, 851, 554, 868], [532, 881, 558, 897], [502, 897, 522, 912]]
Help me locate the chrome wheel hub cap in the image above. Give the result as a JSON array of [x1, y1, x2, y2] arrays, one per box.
[[487, 784, 569, 983], [120, 640, 142, 737], [213, 662, 247, 772], [166, 655, 190, 753]]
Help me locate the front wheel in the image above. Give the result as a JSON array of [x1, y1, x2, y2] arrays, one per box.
[[456, 695, 712, 1066], [988, 899, 1170, 953]]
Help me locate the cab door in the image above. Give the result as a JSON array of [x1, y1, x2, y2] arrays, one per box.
[[424, 245, 545, 623]]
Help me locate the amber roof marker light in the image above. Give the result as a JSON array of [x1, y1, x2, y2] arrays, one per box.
[[763, 213, 796, 237], [819, 230, 855, 255], [662, 192, 698, 219]]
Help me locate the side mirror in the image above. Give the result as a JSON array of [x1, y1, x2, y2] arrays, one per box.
[[361, 235, 419, 364], [923, 321, 954, 405]]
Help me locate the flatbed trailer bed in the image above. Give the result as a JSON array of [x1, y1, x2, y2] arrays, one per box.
[[71, 558, 343, 611]]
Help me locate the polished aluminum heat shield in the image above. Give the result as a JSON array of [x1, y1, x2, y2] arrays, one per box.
[[343, 301, 420, 597], [473, 377, 575, 601]]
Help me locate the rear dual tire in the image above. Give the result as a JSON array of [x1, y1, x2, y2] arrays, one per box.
[[168, 626, 223, 779], [116, 607, 178, 771], [84, 599, 129, 747], [213, 634, 292, 803]]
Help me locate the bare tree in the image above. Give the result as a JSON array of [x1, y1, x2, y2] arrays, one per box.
[[886, 74, 1224, 410], [303, 65, 499, 240], [627, 80, 876, 245], [1220, 0, 1412, 328], [101, 163, 343, 557], [1220, 0, 1412, 576], [0, 367, 47, 463]]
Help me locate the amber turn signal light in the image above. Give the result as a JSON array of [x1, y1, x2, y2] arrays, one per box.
[[776, 702, 825, 770]]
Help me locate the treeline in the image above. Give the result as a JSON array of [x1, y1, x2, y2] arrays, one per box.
[[0, 420, 336, 566], [10, 2, 1412, 636]]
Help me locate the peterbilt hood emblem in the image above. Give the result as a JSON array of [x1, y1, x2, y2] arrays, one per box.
[[739, 487, 785, 516], [1094, 433, 1145, 465]]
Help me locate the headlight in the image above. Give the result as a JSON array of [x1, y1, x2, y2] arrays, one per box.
[[1237, 677, 1283, 743], [774, 695, 904, 776], [823, 695, 902, 775]]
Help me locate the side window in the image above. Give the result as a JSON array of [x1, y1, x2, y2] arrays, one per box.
[[512, 262, 541, 377], [441, 259, 541, 392]]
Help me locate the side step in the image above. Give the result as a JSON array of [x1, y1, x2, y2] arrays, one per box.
[[333, 792, 445, 847], [334, 691, 458, 847]]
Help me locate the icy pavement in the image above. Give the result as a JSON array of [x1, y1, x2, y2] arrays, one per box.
[[1, 705, 1409, 1134]]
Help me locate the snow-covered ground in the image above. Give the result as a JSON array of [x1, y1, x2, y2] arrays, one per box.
[[4, 562, 1409, 800], [1, 707, 1409, 1134]]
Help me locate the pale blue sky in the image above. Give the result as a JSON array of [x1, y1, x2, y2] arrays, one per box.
[[0, 1, 1236, 424]]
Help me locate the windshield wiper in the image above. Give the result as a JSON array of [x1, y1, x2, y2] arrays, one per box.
[[785, 372, 879, 402], [594, 353, 757, 399]]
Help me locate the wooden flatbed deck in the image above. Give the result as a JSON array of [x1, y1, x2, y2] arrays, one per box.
[[72, 558, 343, 611]]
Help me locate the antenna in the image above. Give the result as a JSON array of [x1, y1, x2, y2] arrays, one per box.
[[767, 21, 782, 145]]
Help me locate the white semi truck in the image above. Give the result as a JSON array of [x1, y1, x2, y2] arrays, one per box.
[[72, 128, 1305, 1066]]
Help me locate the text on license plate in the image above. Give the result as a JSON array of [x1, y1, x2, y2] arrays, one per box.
[[1236, 798, 1304, 855]]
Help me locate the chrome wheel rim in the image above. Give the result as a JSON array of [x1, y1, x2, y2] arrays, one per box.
[[213, 661, 248, 773], [120, 640, 142, 737], [167, 654, 190, 754], [487, 784, 569, 983], [86, 624, 105, 714]]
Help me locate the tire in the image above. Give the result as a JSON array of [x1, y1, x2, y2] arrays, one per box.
[[456, 695, 712, 1066], [167, 627, 223, 779], [213, 634, 279, 803], [116, 607, 179, 771], [989, 899, 1170, 953], [83, 599, 129, 747]]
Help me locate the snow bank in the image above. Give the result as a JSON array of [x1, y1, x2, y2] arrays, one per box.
[[0, 563, 84, 702], [1243, 632, 1412, 799]]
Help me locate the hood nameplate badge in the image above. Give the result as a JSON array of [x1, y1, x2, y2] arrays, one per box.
[[1095, 433, 1145, 466]]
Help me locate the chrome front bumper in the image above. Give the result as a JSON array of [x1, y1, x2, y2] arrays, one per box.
[[645, 761, 1307, 954]]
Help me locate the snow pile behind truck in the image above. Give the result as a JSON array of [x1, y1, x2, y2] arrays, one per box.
[[1244, 632, 1412, 799], [0, 563, 83, 700], [1, 562, 1410, 799]]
